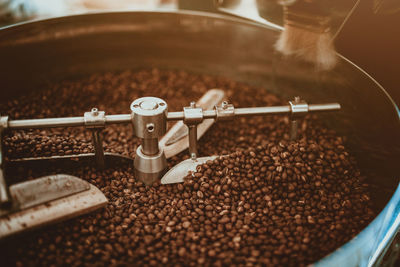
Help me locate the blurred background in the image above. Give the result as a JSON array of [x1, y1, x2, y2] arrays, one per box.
[[0, 0, 399, 105]]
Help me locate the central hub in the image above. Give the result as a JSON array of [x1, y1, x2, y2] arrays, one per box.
[[130, 97, 167, 138], [130, 97, 168, 185], [131, 97, 167, 117]]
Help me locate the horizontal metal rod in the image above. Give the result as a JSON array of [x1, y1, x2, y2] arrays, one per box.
[[234, 106, 291, 116], [104, 114, 131, 124], [8, 117, 85, 129], [166, 112, 184, 121], [235, 103, 341, 117], [8, 114, 132, 129], [166, 110, 216, 121], [6, 103, 340, 129], [308, 103, 341, 112]]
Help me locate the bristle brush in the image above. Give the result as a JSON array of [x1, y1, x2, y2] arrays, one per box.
[[275, 0, 337, 71]]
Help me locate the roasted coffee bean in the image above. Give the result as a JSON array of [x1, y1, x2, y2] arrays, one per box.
[[0, 69, 375, 267]]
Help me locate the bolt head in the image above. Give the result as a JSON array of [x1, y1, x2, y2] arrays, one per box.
[[140, 100, 159, 110], [91, 108, 99, 116]]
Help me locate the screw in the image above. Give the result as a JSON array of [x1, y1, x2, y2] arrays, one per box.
[[146, 123, 155, 133], [91, 108, 99, 116], [222, 101, 228, 109], [190, 101, 196, 108], [294, 96, 301, 103]]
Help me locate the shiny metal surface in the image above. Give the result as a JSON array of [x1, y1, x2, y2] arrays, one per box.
[[5, 114, 131, 129], [131, 97, 168, 183], [188, 125, 198, 159], [134, 145, 167, 185], [142, 138, 160, 155], [84, 108, 106, 168], [0, 11, 399, 266], [0, 174, 90, 217], [161, 156, 219, 185], [0, 178, 107, 239], [3, 102, 339, 128], [131, 97, 168, 139]]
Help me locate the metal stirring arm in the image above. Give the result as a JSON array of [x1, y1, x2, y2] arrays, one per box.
[[0, 96, 341, 189], [2, 102, 340, 130]]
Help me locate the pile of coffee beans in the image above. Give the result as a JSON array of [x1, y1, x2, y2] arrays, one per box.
[[0, 69, 375, 266]]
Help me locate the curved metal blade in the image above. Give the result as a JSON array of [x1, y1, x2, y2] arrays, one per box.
[[0, 174, 90, 217], [11, 174, 89, 211], [161, 156, 218, 184], [0, 180, 107, 239]]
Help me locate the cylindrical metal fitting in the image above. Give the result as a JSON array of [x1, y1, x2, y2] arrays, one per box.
[[142, 138, 159, 155], [134, 145, 167, 185], [131, 97, 168, 139], [131, 97, 168, 184]]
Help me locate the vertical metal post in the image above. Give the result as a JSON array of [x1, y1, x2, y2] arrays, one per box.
[[91, 129, 105, 169], [290, 119, 299, 141], [188, 124, 198, 160], [141, 138, 160, 156], [84, 108, 106, 169], [289, 97, 308, 141], [0, 116, 11, 207], [183, 101, 203, 161]]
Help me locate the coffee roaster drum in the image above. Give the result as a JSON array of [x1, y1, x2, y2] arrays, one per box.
[[0, 11, 399, 266]]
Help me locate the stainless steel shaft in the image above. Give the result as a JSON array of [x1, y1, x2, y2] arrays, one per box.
[[142, 138, 160, 155], [91, 130, 105, 169], [4, 103, 340, 129], [188, 125, 198, 160], [167, 102, 340, 120], [7, 114, 131, 129]]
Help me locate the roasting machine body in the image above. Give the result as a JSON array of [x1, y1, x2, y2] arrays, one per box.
[[0, 11, 399, 266]]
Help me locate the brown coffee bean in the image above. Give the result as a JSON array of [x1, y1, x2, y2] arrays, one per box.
[[1, 69, 374, 267], [197, 191, 204, 199], [182, 221, 191, 229]]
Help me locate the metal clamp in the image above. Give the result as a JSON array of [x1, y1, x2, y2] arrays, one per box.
[[84, 108, 106, 168], [289, 97, 309, 140], [184, 101, 204, 125], [215, 101, 235, 121], [84, 108, 106, 129], [0, 116, 8, 130], [289, 97, 308, 117]]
